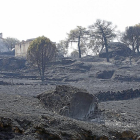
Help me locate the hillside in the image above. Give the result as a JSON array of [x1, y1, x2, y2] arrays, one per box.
[[0, 55, 140, 139]]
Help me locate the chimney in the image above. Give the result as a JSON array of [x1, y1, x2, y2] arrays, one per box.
[[0, 33, 2, 38]]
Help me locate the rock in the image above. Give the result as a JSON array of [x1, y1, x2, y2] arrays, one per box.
[[121, 130, 135, 139], [0, 80, 10, 85], [99, 42, 131, 58], [69, 61, 92, 73], [108, 131, 139, 140], [99, 135, 109, 140], [113, 72, 140, 82], [0, 117, 23, 139], [61, 58, 76, 65], [37, 85, 98, 120], [96, 70, 114, 79]]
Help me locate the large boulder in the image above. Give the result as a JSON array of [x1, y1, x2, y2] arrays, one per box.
[[96, 70, 114, 79], [37, 85, 98, 120], [99, 42, 131, 58]]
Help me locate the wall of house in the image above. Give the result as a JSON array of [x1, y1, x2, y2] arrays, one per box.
[[15, 41, 31, 58], [15, 39, 56, 58]]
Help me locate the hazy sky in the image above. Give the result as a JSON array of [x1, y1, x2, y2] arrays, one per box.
[[0, 0, 140, 43]]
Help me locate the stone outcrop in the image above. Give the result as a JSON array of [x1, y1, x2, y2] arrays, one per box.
[[0, 116, 139, 140], [96, 70, 114, 79], [37, 85, 98, 120], [99, 42, 131, 58]]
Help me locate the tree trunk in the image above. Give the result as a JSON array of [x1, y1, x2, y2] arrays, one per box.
[[78, 35, 81, 58], [105, 44, 109, 62], [132, 42, 135, 54], [136, 40, 140, 54], [41, 70, 44, 82], [136, 45, 140, 54], [41, 49, 45, 82], [103, 35, 109, 62], [100, 27, 109, 62]]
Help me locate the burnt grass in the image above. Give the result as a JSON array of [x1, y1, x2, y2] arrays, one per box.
[[0, 55, 140, 139]]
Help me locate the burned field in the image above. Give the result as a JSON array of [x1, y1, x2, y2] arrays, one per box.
[[0, 55, 140, 139]]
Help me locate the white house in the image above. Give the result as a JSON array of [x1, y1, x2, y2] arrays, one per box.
[[15, 38, 56, 59], [15, 38, 34, 58]]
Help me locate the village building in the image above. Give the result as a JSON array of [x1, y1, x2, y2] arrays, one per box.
[[15, 38, 56, 59], [15, 38, 34, 58]]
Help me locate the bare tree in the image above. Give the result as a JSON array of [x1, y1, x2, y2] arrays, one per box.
[[89, 19, 116, 62], [56, 40, 68, 58], [67, 26, 89, 58], [121, 25, 140, 55], [135, 25, 140, 54], [4, 37, 20, 50]]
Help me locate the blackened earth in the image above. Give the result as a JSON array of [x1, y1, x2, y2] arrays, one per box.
[[0, 55, 140, 140]]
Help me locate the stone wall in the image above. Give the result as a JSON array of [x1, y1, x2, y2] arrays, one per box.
[[0, 56, 26, 70], [96, 88, 140, 102]]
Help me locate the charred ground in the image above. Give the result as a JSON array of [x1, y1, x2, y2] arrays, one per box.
[[0, 55, 140, 139]]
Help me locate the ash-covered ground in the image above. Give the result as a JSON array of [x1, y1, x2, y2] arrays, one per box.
[[0, 55, 140, 139]]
